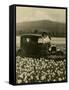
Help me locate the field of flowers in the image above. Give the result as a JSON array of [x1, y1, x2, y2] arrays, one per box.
[[16, 56, 66, 84]]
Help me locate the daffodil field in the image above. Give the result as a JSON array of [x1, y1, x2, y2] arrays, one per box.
[[16, 56, 66, 84]]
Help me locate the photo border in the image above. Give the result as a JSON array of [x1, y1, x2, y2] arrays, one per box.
[[14, 4, 67, 85]]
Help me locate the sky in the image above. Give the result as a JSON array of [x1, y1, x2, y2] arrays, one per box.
[[16, 6, 66, 23]]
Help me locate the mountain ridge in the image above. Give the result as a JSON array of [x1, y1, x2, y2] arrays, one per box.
[[16, 20, 66, 37]]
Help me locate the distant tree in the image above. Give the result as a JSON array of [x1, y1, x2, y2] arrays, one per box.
[[34, 29, 38, 33]]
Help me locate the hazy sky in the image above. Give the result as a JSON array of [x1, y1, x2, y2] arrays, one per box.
[[16, 6, 66, 23]]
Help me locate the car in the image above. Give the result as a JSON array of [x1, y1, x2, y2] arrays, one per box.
[[16, 33, 65, 59], [16, 34, 51, 57]]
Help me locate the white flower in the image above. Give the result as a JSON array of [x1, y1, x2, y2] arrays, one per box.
[[30, 75, 33, 80], [25, 80, 28, 83], [36, 75, 39, 80], [58, 78, 62, 81], [19, 74, 23, 78], [41, 75, 46, 80], [17, 79, 22, 84], [53, 79, 56, 82]]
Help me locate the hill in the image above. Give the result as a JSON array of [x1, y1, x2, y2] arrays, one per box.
[[16, 20, 66, 37]]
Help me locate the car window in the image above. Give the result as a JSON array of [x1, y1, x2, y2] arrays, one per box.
[[38, 38, 42, 43], [22, 37, 30, 43], [26, 38, 30, 43]]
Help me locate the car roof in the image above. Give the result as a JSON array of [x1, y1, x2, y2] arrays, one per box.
[[21, 34, 42, 38]]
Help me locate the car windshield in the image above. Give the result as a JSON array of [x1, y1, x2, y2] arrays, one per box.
[[22, 37, 43, 44], [38, 38, 42, 43]]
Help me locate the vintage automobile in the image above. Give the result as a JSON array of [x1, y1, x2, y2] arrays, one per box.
[[16, 34, 65, 59]]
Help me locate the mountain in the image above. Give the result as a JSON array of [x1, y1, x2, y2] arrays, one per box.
[[16, 20, 66, 37]]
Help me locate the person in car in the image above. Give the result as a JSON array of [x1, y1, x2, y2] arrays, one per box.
[[42, 32, 51, 47], [41, 32, 51, 55]]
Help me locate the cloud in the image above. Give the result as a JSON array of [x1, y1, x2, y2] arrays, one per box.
[[16, 6, 66, 23]]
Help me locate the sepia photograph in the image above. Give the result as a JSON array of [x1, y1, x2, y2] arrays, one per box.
[[16, 5, 67, 84]]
